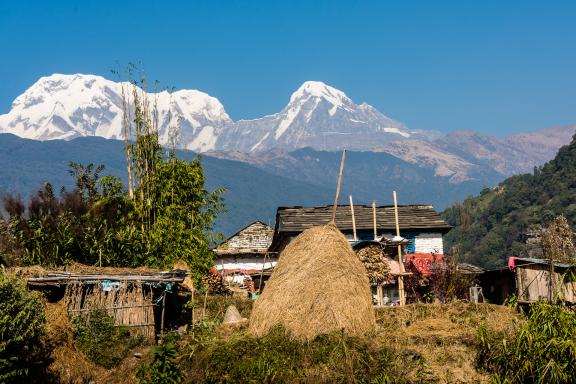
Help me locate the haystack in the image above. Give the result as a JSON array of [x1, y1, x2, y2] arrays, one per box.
[[249, 224, 375, 340]]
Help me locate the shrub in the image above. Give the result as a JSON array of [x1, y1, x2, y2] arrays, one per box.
[[136, 333, 182, 384], [0, 272, 46, 383], [476, 302, 576, 383], [72, 307, 143, 368]]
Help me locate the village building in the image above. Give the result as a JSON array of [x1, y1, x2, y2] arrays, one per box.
[[269, 204, 452, 305], [213, 221, 275, 287], [480, 257, 576, 305]]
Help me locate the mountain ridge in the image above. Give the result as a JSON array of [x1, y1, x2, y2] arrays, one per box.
[[1, 73, 575, 185]]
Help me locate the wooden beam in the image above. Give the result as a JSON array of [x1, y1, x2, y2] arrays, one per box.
[[330, 148, 347, 225]]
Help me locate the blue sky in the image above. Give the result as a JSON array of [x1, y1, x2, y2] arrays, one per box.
[[0, 0, 574, 135]]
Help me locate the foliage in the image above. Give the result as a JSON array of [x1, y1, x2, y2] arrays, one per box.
[[0, 70, 224, 276], [541, 215, 576, 264], [72, 307, 143, 369], [443, 134, 576, 269], [404, 258, 476, 303], [136, 333, 182, 384], [476, 302, 576, 383], [0, 272, 46, 383]]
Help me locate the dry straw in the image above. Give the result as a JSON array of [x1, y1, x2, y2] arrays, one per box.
[[249, 224, 376, 340]]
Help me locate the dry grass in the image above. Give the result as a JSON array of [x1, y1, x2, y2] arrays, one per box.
[[10, 262, 160, 278], [374, 301, 522, 383], [249, 224, 375, 340], [42, 294, 522, 383], [44, 301, 105, 384], [355, 243, 391, 283]]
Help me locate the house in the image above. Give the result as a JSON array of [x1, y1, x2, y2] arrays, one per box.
[[269, 204, 452, 305], [510, 257, 576, 304], [213, 221, 275, 282], [269, 204, 451, 254], [479, 257, 576, 305]]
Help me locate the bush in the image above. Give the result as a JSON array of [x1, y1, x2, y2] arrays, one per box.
[[73, 307, 143, 368], [136, 333, 182, 384], [0, 272, 46, 383], [476, 302, 576, 383]]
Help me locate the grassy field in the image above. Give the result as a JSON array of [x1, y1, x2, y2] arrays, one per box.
[[41, 296, 520, 384]]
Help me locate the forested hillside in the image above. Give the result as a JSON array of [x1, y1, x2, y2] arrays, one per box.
[[442, 134, 576, 269]]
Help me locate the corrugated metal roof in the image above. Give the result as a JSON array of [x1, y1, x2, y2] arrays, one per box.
[[275, 205, 451, 233]]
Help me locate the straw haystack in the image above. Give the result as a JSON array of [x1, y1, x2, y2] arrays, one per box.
[[249, 224, 375, 340]]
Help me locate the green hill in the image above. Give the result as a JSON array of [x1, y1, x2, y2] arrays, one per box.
[[0, 134, 334, 235], [442, 134, 576, 269]]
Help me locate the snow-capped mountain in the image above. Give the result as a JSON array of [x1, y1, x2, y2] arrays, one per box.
[[0, 74, 232, 152], [1, 74, 574, 182], [217, 81, 412, 152], [0, 75, 416, 153]]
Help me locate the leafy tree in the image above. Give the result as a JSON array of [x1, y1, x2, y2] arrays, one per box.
[[0, 68, 224, 281], [443, 134, 576, 268], [541, 215, 576, 264]]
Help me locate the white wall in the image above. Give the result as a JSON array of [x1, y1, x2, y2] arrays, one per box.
[[414, 232, 443, 254], [215, 257, 277, 273]]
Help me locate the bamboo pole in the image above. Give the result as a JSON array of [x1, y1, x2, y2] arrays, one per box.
[[330, 148, 347, 224], [202, 289, 208, 319], [349, 195, 357, 241], [191, 287, 195, 325], [372, 200, 383, 306], [393, 191, 406, 306], [160, 291, 167, 335], [258, 252, 268, 292], [372, 200, 378, 240]]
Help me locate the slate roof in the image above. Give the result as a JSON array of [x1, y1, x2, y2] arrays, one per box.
[[274, 205, 452, 234], [214, 221, 273, 255]]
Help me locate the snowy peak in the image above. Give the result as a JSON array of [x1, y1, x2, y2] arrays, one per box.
[[0, 74, 417, 153], [0, 73, 231, 151], [289, 81, 351, 106]]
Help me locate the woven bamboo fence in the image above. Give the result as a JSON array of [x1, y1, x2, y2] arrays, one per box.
[[64, 282, 156, 338]]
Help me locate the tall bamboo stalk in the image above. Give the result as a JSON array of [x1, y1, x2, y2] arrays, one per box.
[[393, 191, 406, 306], [331, 148, 347, 224]]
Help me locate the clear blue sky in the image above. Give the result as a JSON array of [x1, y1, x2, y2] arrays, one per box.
[[1, 0, 575, 135]]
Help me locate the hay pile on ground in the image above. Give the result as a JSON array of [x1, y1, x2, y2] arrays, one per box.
[[249, 224, 375, 340]]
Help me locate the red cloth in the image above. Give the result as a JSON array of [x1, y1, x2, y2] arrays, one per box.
[[508, 256, 519, 272], [405, 253, 445, 276]]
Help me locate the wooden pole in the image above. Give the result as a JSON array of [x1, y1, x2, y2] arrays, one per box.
[[372, 200, 383, 306], [160, 291, 167, 335], [372, 200, 378, 240], [191, 287, 195, 325], [393, 191, 406, 306], [202, 289, 208, 319], [349, 195, 357, 241], [331, 148, 347, 224], [258, 252, 268, 292]]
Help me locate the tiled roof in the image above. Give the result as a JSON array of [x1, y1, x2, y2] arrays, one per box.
[[275, 205, 451, 233]]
